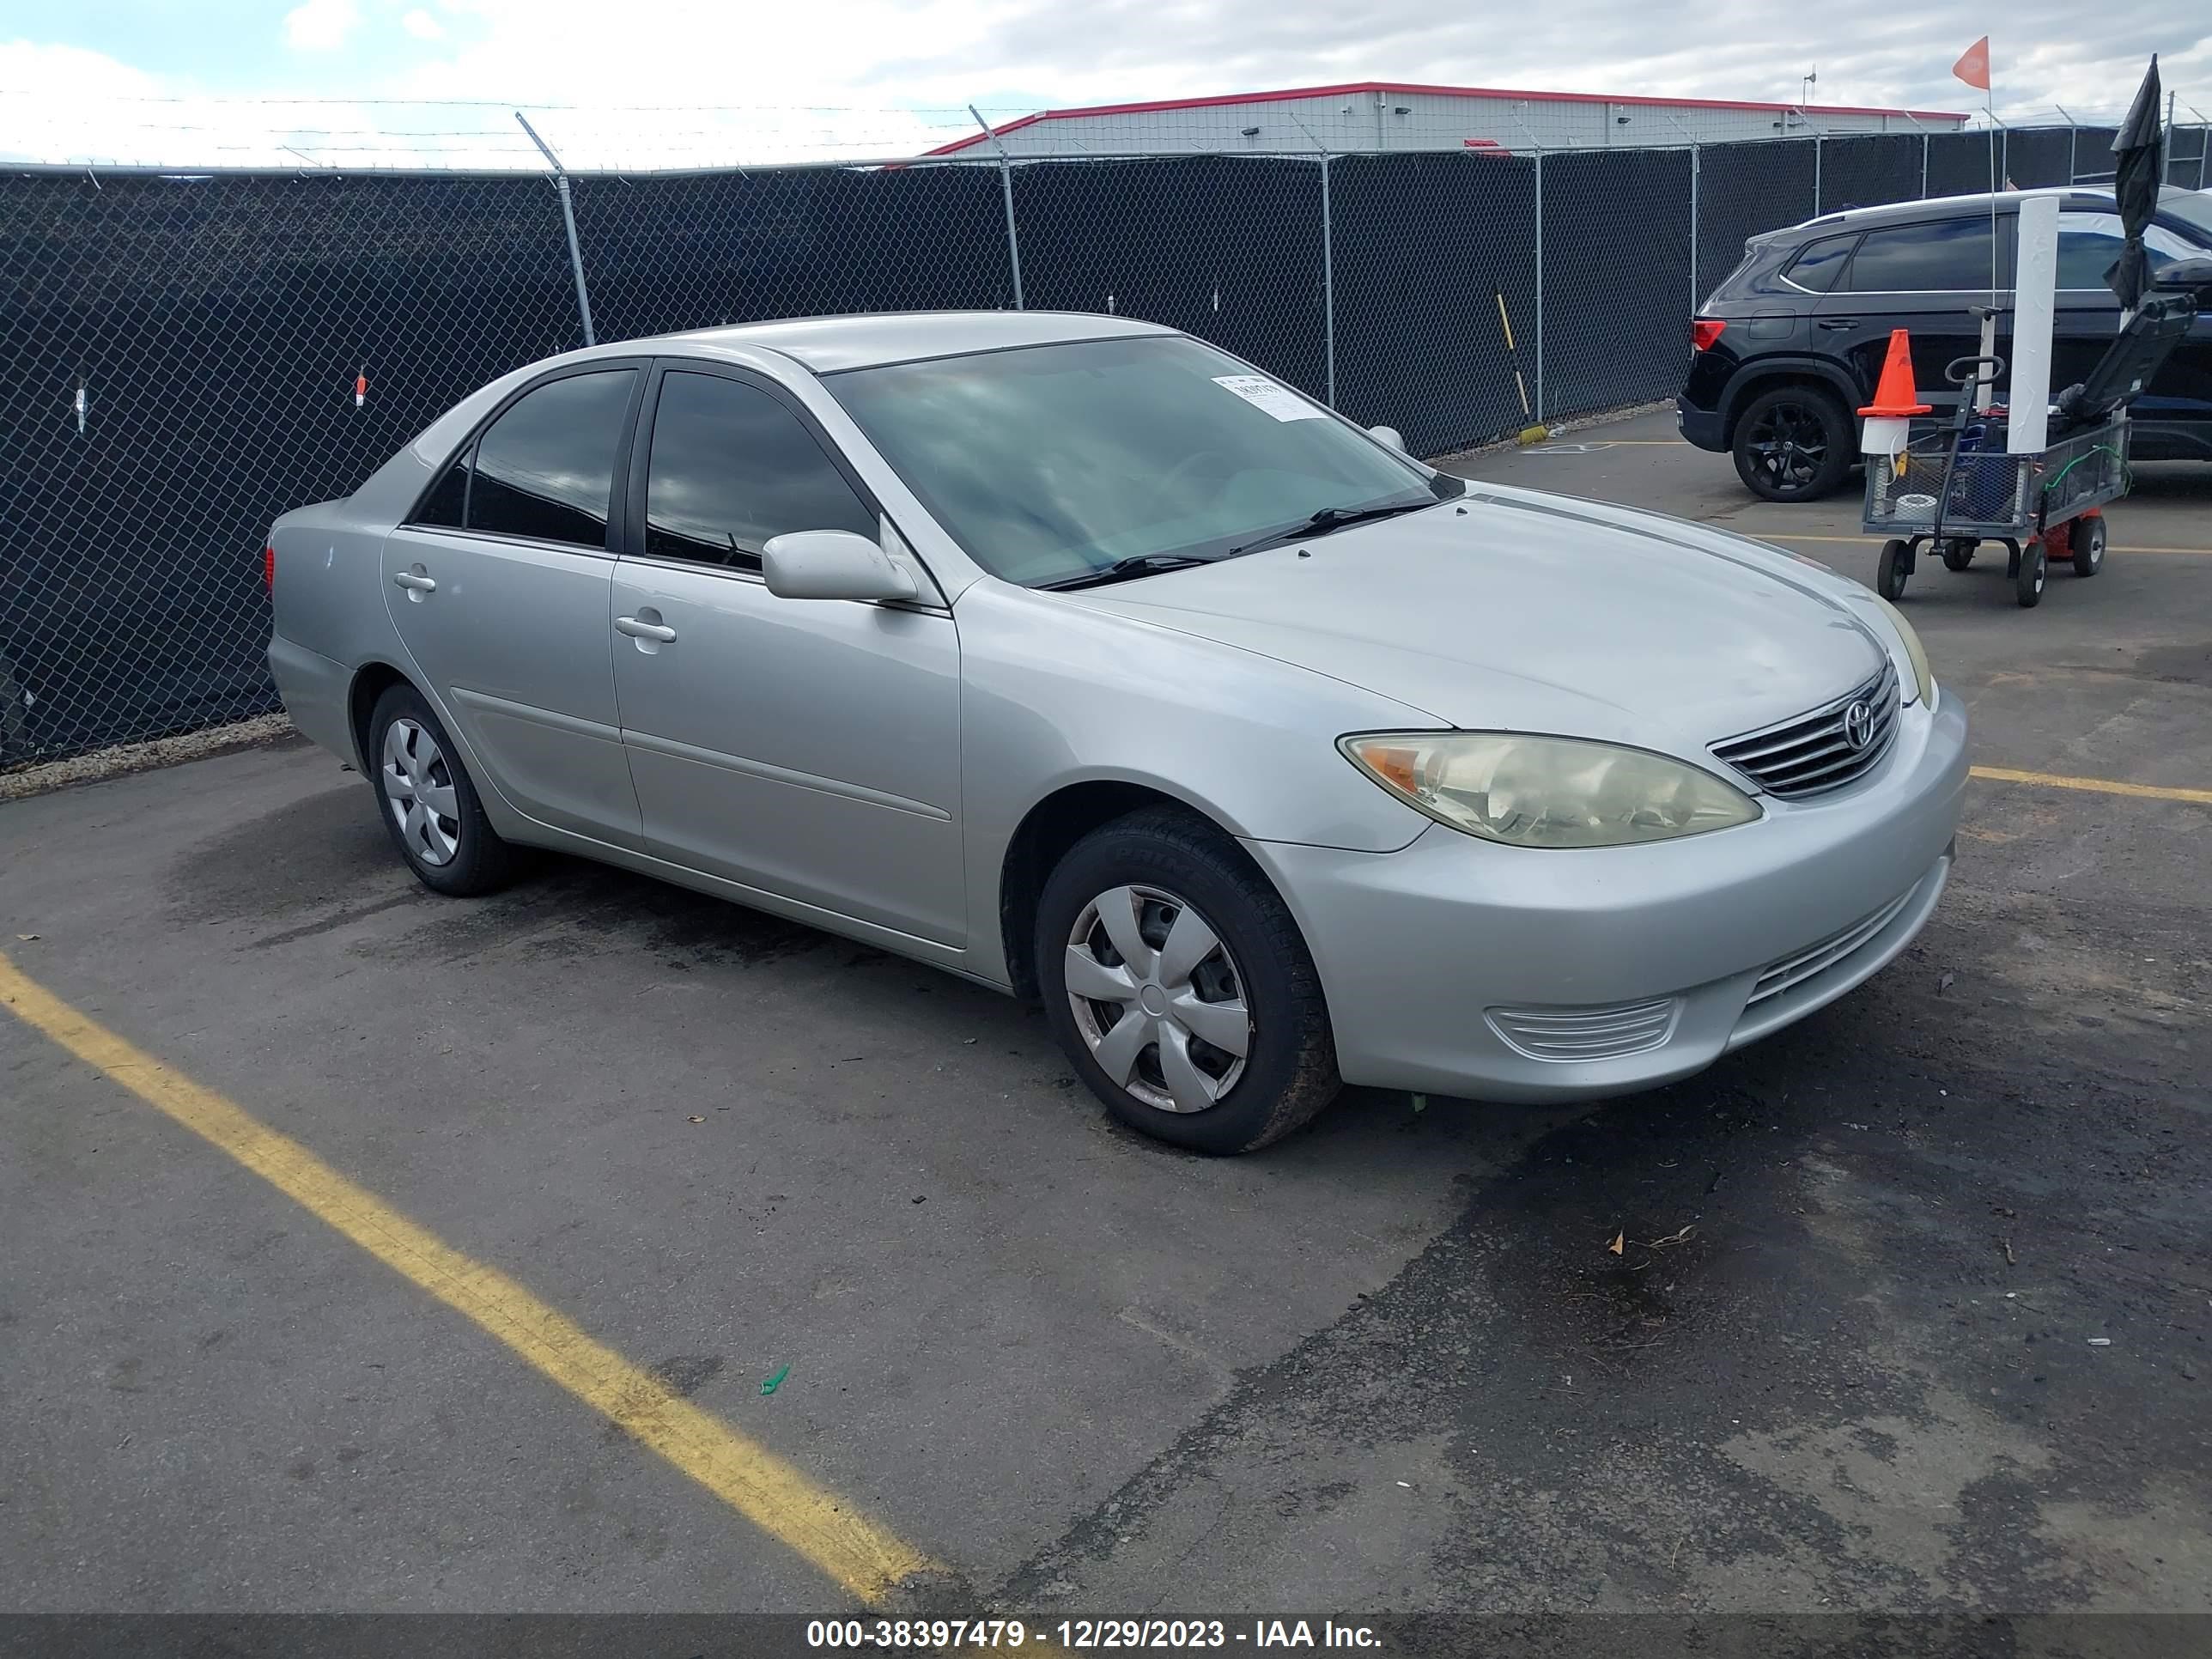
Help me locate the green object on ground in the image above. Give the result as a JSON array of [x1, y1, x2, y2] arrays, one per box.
[[762, 1364, 791, 1395]]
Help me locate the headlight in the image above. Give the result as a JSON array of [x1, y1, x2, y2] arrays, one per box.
[[1340, 732, 1759, 849], [1870, 594, 1935, 707]]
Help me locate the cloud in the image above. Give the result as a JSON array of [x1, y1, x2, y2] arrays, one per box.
[[283, 0, 361, 52], [400, 9, 445, 40]]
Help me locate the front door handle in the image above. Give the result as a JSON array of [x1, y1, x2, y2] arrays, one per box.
[[392, 569, 437, 592], [616, 616, 678, 643]]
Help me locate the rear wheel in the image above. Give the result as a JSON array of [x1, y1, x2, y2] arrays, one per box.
[[1732, 386, 1853, 502], [1036, 807, 1340, 1154], [368, 684, 517, 896], [2072, 516, 2106, 577]]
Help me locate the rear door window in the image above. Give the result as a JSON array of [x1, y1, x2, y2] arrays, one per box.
[[1784, 234, 1857, 292], [462, 369, 638, 549], [1842, 218, 2005, 292]]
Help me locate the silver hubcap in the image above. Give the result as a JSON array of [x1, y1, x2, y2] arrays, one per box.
[[381, 718, 462, 866], [1065, 884, 1250, 1115]]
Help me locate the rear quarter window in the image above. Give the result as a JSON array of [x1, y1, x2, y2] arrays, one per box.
[[1784, 234, 1858, 293]]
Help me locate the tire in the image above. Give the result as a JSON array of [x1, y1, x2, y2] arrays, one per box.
[[2072, 516, 2106, 577], [1036, 806, 1340, 1154], [2015, 539, 2047, 609], [1731, 385, 1854, 502], [1877, 538, 1910, 601], [1941, 539, 1976, 573], [368, 684, 517, 896]]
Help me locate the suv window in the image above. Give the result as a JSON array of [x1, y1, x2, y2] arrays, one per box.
[[2056, 210, 2190, 289], [643, 372, 877, 571], [1784, 234, 1857, 292], [1842, 218, 2003, 292], [461, 369, 636, 549]]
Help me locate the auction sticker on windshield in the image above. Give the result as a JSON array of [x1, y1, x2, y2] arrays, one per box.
[[1212, 374, 1326, 421]]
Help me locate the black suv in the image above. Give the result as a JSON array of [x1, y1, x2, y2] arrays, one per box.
[[1678, 186, 2212, 501]]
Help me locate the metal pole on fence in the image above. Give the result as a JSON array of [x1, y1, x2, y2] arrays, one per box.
[[969, 105, 1025, 310], [514, 112, 595, 347], [1922, 132, 1930, 198], [1688, 144, 1700, 312], [1532, 149, 1544, 425], [1813, 133, 1822, 215], [1319, 152, 1336, 408]]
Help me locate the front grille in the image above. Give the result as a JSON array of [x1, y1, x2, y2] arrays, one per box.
[[1746, 885, 1917, 1007], [1711, 658, 1900, 799], [1486, 998, 1680, 1062]]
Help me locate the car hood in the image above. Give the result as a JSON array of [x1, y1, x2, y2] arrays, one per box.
[[1062, 483, 1894, 757]]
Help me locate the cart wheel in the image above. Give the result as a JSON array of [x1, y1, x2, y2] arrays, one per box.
[[1878, 538, 1910, 601], [1941, 538, 1976, 573], [2072, 516, 2106, 578], [2016, 539, 2047, 608]]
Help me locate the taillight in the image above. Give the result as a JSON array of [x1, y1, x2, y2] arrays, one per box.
[[1692, 319, 1727, 352], [264, 543, 276, 591]]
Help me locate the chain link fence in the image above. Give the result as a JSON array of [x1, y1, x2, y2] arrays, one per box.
[[3, 121, 2206, 766]]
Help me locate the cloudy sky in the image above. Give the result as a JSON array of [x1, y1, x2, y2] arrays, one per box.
[[1, 0, 2205, 167]]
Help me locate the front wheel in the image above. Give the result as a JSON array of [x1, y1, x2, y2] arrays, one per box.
[[2016, 539, 2048, 608], [1036, 808, 1340, 1154], [1877, 538, 1911, 601], [1732, 386, 1854, 502]]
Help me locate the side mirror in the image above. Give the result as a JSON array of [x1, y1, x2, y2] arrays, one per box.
[[761, 530, 918, 603], [1369, 424, 1407, 453]]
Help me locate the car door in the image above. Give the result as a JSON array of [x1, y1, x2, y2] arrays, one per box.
[[382, 362, 646, 846], [1817, 213, 2014, 411], [610, 363, 964, 946]]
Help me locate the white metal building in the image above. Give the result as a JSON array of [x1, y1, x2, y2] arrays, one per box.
[[928, 81, 1969, 159]]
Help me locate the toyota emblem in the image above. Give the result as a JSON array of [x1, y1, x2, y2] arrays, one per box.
[[1843, 699, 1875, 751]]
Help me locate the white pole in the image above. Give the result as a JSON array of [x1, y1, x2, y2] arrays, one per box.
[[2008, 194, 2058, 453]]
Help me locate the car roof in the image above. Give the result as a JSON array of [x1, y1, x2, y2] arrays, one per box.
[[663, 309, 1178, 374], [1782, 186, 2116, 241]]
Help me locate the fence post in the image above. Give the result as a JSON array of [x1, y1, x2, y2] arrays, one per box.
[[1812, 134, 1822, 216], [1532, 149, 1544, 424], [1922, 132, 1930, 198], [1319, 151, 1336, 408], [1688, 144, 1700, 313], [514, 112, 596, 347], [969, 106, 1025, 310]]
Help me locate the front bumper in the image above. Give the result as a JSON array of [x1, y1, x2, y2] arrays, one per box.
[[1246, 691, 1967, 1102]]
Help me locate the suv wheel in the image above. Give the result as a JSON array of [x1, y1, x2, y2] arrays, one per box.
[[1732, 386, 1853, 502]]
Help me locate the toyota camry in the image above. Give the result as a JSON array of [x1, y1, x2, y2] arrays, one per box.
[[267, 311, 1966, 1154]]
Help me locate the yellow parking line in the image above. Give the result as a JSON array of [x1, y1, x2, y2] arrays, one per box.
[[0, 951, 938, 1607], [1969, 766, 2212, 805], [1737, 530, 2212, 556]]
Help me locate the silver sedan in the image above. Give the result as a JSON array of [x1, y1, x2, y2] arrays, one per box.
[[267, 311, 1966, 1154]]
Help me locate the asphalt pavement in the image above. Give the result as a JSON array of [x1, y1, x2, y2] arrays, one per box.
[[3, 413, 2207, 1647]]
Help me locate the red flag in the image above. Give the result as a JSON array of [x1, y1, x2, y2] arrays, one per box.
[[1952, 36, 1991, 92]]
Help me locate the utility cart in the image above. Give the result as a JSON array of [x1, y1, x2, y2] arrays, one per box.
[[1862, 260, 2207, 610], [1864, 376, 2128, 609]]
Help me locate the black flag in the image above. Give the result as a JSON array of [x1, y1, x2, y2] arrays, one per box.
[[2106, 56, 2164, 309]]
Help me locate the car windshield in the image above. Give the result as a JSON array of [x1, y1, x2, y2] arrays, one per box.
[[825, 334, 1454, 587], [2159, 187, 2212, 245]]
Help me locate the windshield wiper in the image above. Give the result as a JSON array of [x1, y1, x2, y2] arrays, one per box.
[[1036, 553, 1219, 592], [1230, 497, 1437, 556]]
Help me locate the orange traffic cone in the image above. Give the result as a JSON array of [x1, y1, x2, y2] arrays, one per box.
[[1858, 327, 1930, 466], [1858, 329, 1931, 418]]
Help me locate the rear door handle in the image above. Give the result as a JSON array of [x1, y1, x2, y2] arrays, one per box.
[[616, 616, 678, 642], [392, 570, 437, 592], [1817, 318, 1858, 331]]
